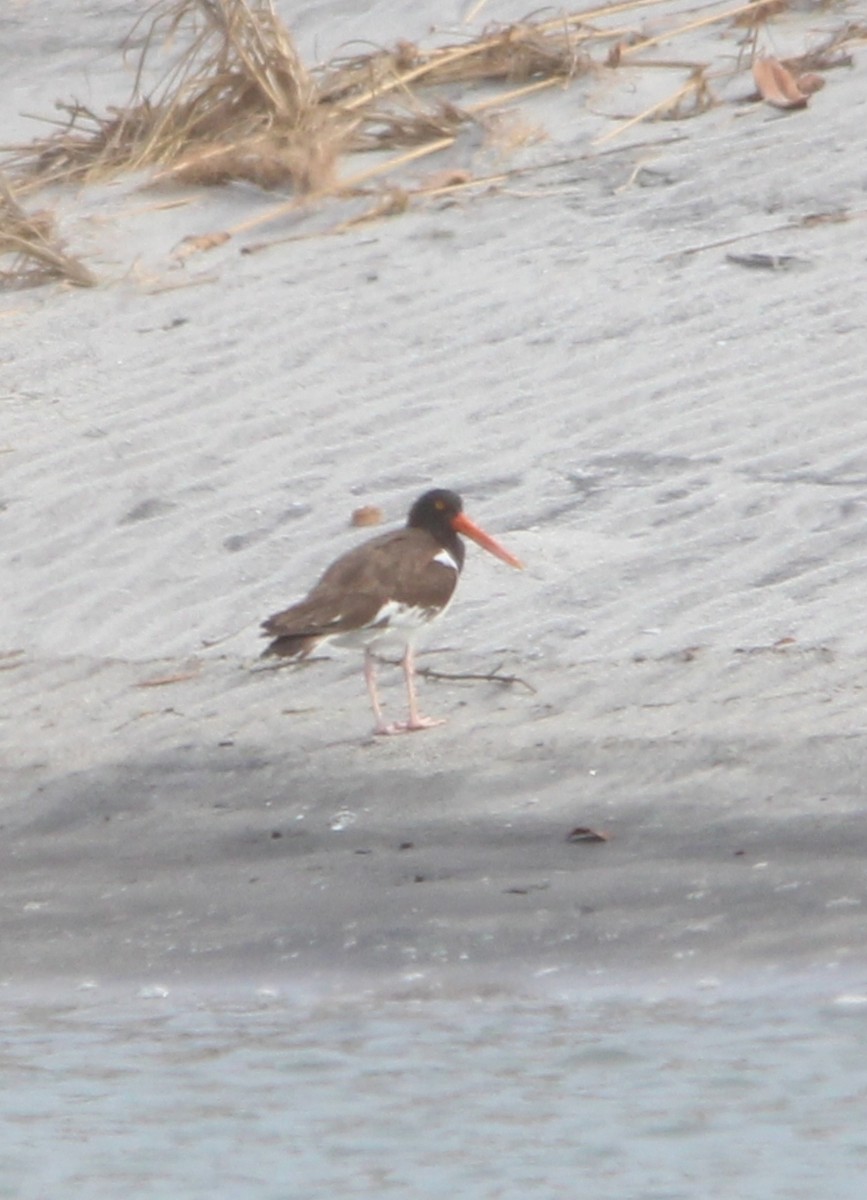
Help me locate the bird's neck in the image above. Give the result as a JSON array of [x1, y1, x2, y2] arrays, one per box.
[[441, 528, 466, 571]]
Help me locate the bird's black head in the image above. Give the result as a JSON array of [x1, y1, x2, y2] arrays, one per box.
[[408, 489, 463, 529], [407, 489, 465, 564], [407, 488, 523, 572]]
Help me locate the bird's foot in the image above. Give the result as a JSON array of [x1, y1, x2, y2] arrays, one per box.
[[374, 715, 446, 736]]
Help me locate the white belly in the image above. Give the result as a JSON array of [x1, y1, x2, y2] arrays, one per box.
[[333, 599, 449, 652]]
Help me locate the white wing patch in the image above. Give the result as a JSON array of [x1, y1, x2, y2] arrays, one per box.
[[371, 600, 438, 631], [332, 600, 441, 651], [433, 547, 459, 571]]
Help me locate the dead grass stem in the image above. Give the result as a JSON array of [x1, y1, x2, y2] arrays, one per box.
[[0, 175, 95, 288], [8, 0, 345, 195], [0, 0, 859, 273]]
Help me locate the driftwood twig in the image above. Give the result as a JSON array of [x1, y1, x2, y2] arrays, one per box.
[[416, 661, 537, 694]]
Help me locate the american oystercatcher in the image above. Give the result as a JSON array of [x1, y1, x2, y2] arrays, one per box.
[[261, 488, 523, 735]]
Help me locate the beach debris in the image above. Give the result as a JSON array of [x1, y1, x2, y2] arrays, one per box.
[[416, 662, 537, 694], [793, 73, 825, 96], [2, 0, 590, 198], [566, 826, 609, 844], [351, 505, 384, 528], [0, 175, 95, 288], [420, 168, 477, 192], [174, 231, 231, 261], [725, 252, 811, 270], [1, 1, 862, 278], [752, 56, 810, 109], [781, 21, 862, 75], [13, 0, 340, 196], [732, 636, 832, 663], [669, 205, 867, 262], [135, 661, 202, 686], [733, 0, 789, 26], [138, 984, 171, 999]]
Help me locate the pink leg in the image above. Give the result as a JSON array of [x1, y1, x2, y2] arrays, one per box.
[[368, 645, 445, 736], [363, 649, 391, 735], [401, 644, 445, 731]]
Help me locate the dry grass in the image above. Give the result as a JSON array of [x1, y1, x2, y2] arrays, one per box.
[[8, 0, 345, 195], [0, 175, 95, 288], [0, 0, 863, 272], [4, 3, 595, 195], [782, 21, 867, 75], [319, 20, 591, 109], [6, 1, 860, 193]]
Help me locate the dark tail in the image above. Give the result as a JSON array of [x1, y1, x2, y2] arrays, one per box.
[[261, 632, 321, 659]]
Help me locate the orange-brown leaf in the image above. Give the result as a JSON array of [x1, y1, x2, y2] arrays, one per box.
[[350, 505, 383, 528], [795, 72, 825, 95], [753, 57, 809, 109], [174, 230, 231, 260]]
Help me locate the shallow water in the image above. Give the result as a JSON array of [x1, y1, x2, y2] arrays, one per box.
[[3, 981, 867, 1199]]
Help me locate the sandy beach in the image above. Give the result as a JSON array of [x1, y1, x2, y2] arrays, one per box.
[[3, 0, 867, 1003], [5, 6, 867, 1197]]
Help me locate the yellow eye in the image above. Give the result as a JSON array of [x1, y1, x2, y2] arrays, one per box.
[[435, 499, 445, 510]]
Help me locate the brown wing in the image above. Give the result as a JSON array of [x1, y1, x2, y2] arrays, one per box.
[[261, 527, 459, 647]]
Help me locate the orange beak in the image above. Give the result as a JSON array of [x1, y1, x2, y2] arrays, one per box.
[[452, 512, 524, 570]]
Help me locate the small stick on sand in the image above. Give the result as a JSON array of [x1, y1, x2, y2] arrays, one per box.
[[416, 662, 537, 694]]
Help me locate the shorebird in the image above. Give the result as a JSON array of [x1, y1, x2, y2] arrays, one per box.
[[261, 488, 523, 734]]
